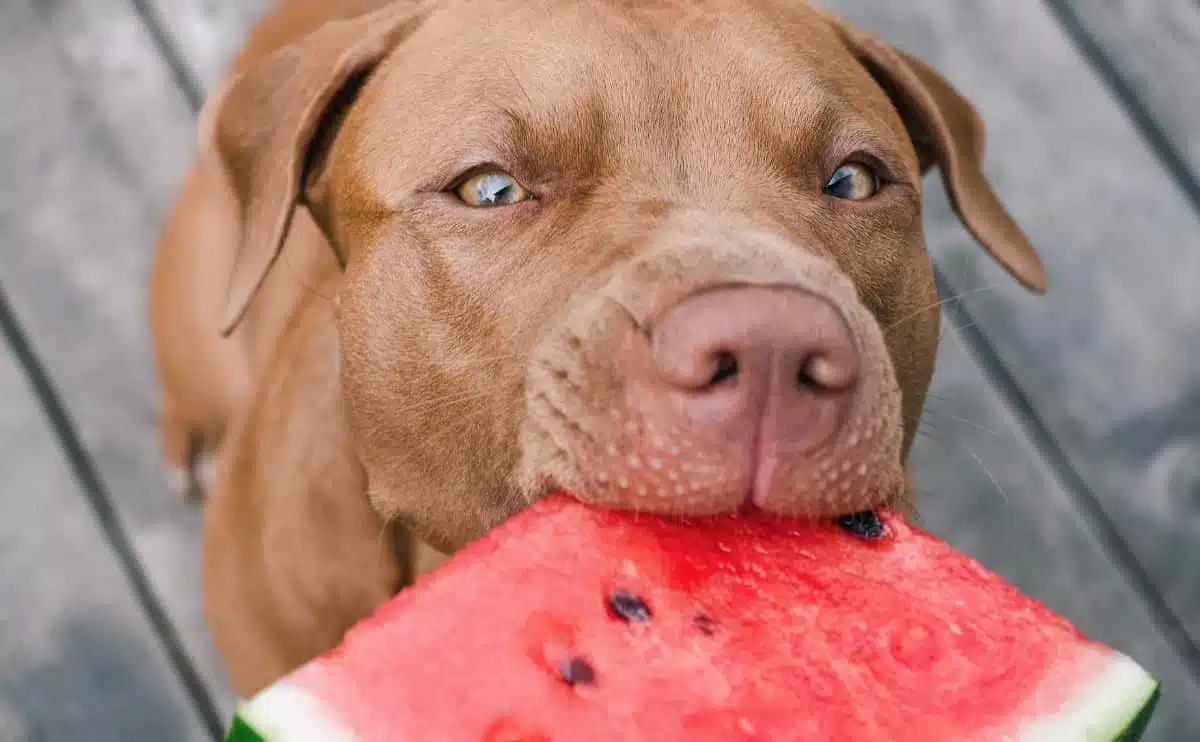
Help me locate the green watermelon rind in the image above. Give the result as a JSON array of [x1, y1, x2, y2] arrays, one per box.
[[223, 653, 1160, 742], [224, 713, 267, 742]]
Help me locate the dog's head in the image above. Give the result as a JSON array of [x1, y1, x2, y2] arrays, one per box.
[[209, 0, 1044, 552]]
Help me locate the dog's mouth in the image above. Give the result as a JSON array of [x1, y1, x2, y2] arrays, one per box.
[[520, 390, 904, 521], [518, 328, 904, 521], [515, 218, 907, 521], [736, 493, 890, 542]]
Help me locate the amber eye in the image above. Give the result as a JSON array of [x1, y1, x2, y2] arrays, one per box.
[[823, 162, 880, 201], [454, 170, 532, 207]]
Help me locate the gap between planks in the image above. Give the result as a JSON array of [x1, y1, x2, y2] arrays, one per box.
[[1027, 0, 1200, 677], [126, 0, 205, 112], [0, 281, 225, 741], [0, 0, 228, 737], [935, 270, 1200, 682], [1041, 0, 1200, 232]]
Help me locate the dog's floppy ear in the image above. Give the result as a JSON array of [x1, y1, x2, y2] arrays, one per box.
[[208, 1, 432, 336], [824, 14, 1047, 293]]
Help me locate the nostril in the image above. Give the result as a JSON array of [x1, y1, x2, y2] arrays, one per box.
[[797, 353, 856, 393], [796, 357, 819, 391], [707, 351, 739, 387]]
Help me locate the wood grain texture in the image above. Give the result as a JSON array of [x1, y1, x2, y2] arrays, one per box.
[[0, 0, 234, 716], [0, 345, 211, 741], [819, 0, 1200, 645], [1051, 0, 1200, 177]]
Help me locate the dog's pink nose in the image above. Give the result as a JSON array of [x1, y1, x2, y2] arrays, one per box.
[[652, 287, 858, 396], [648, 286, 858, 490]]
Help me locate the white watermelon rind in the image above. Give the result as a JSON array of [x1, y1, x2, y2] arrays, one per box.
[[224, 653, 1161, 742], [1017, 653, 1160, 742], [228, 683, 354, 742]]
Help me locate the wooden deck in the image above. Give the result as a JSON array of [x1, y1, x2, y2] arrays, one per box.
[[1, 0, 1197, 738]]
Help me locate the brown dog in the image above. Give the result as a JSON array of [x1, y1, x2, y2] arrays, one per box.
[[149, 0, 1046, 698]]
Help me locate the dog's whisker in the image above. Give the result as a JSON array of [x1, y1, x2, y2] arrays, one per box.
[[278, 250, 337, 306], [884, 283, 1005, 333], [500, 55, 534, 110], [920, 407, 1002, 438], [388, 341, 531, 370], [394, 404, 515, 449], [901, 411, 945, 444], [948, 317, 983, 334], [916, 422, 942, 440], [958, 441, 1011, 507], [379, 394, 488, 420], [388, 385, 522, 418], [374, 517, 397, 573]]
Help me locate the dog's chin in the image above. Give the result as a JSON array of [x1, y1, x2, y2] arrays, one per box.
[[517, 436, 910, 521]]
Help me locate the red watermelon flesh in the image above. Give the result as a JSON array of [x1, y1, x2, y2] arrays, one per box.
[[227, 493, 1159, 742]]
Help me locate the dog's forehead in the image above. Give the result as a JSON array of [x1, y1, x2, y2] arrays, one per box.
[[342, 0, 910, 198], [401, 0, 867, 93]]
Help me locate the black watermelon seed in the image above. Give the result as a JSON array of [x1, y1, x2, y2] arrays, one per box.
[[607, 589, 652, 622], [693, 613, 717, 635], [558, 656, 596, 686], [838, 510, 886, 539]]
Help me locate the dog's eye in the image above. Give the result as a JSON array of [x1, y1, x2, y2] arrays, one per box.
[[454, 171, 531, 208], [823, 162, 880, 201]]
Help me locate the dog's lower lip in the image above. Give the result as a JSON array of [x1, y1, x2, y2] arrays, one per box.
[[739, 489, 762, 515]]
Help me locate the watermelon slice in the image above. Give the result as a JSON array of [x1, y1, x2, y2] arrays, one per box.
[[225, 494, 1160, 741]]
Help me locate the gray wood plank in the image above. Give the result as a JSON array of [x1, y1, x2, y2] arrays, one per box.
[[819, 0, 1200, 645], [0, 0, 234, 715], [912, 333, 1199, 740], [139, 0, 273, 91], [1051, 0, 1200, 179], [0, 347, 211, 741]]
